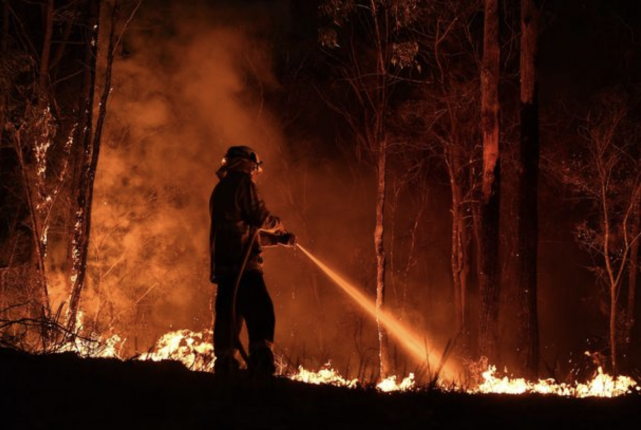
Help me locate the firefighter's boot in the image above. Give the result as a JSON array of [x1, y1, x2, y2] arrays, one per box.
[[214, 349, 241, 377], [248, 342, 275, 377]]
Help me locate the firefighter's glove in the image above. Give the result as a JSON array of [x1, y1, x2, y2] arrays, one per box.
[[278, 232, 297, 247]]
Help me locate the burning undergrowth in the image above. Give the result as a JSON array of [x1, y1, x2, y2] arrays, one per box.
[[2, 310, 641, 429], [41, 323, 638, 398], [2, 343, 640, 430]]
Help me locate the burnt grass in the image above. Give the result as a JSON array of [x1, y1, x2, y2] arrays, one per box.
[[1, 347, 640, 430]]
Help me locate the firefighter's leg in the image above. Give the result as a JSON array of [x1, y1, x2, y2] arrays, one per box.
[[213, 277, 242, 375], [239, 272, 276, 376]]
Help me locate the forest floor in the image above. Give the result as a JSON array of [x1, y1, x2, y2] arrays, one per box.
[[1, 346, 640, 430]]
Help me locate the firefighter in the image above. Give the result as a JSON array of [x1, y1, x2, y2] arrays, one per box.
[[209, 145, 296, 377]]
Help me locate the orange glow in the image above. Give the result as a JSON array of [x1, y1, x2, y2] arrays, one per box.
[[290, 362, 359, 388], [472, 364, 639, 397], [57, 325, 638, 396], [297, 244, 459, 382], [377, 373, 416, 392], [138, 329, 214, 372]]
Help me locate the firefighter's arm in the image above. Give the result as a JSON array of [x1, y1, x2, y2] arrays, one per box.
[[240, 177, 296, 247], [242, 178, 284, 233]]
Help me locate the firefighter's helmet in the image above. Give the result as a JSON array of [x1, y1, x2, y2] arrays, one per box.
[[223, 146, 263, 172]]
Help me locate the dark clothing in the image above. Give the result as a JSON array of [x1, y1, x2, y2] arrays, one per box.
[[209, 169, 283, 281], [213, 271, 275, 356], [209, 165, 285, 375]]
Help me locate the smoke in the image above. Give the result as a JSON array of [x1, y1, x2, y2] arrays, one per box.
[[84, 0, 456, 376], [89, 1, 292, 345]]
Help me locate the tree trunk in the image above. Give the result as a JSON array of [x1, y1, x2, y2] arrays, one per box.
[[477, 0, 501, 364], [447, 143, 468, 334], [13, 132, 50, 316], [600, 181, 618, 374], [516, 0, 540, 379], [66, 0, 102, 333], [375, 137, 391, 379]]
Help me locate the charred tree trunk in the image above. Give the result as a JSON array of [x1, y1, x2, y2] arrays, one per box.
[[515, 0, 540, 379], [66, 0, 103, 333], [478, 0, 501, 364], [375, 137, 391, 379]]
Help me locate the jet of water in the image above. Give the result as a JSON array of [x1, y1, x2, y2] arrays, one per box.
[[296, 244, 458, 382]]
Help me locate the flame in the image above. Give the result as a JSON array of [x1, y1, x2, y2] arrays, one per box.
[[137, 329, 214, 372], [49, 325, 639, 397], [473, 365, 639, 398], [135, 330, 639, 396], [56, 311, 123, 358], [377, 373, 416, 392], [289, 362, 359, 388]]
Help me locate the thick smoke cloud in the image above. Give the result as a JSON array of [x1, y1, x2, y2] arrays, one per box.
[[83, 0, 457, 376], [90, 2, 293, 346]]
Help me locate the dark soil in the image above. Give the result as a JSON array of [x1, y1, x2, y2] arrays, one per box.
[[1, 346, 640, 430]]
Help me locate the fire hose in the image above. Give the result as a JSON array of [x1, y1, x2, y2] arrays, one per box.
[[229, 228, 294, 367], [229, 227, 259, 366]]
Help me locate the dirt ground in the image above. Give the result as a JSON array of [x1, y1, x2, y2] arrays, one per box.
[[1, 346, 640, 430]]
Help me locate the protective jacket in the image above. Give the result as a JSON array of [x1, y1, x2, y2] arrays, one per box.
[[209, 165, 284, 282]]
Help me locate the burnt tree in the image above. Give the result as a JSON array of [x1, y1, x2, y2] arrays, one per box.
[[0, 0, 97, 328], [477, 0, 501, 364], [0, 0, 133, 348], [67, 0, 138, 333], [65, 0, 102, 333], [515, 0, 541, 379]]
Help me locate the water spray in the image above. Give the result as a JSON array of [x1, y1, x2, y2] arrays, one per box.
[[296, 244, 456, 381]]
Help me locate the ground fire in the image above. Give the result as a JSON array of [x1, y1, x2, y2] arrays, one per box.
[[53, 247, 639, 399], [54, 323, 638, 397], [13, 244, 640, 398]]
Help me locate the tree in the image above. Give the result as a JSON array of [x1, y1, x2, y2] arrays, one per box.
[[391, 0, 483, 353], [318, 0, 421, 379], [422, 0, 482, 351], [0, 0, 138, 348], [65, 0, 113, 334], [477, 0, 501, 364], [515, 0, 540, 378], [1, 0, 97, 331], [556, 92, 641, 375]]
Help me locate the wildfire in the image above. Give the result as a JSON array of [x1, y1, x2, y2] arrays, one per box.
[[289, 362, 359, 388], [137, 329, 214, 372], [55, 311, 123, 358], [377, 373, 416, 392], [287, 363, 417, 392], [473, 365, 639, 398], [54, 327, 639, 397]]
